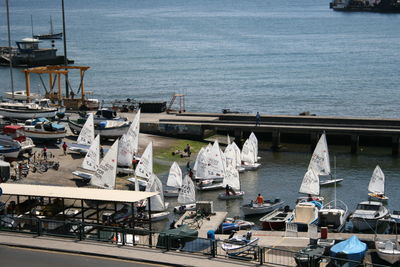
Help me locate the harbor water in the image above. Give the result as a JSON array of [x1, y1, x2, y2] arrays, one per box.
[[1, 0, 400, 229]]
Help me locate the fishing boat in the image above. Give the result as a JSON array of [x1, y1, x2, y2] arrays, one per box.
[[68, 113, 94, 154], [3, 90, 41, 101], [242, 198, 285, 216], [367, 165, 388, 201], [68, 119, 130, 139], [0, 135, 21, 159], [117, 110, 140, 174], [241, 134, 261, 171], [375, 239, 400, 265], [259, 206, 293, 231], [2, 125, 35, 154], [308, 132, 343, 186], [173, 175, 196, 214], [23, 119, 66, 142], [330, 236, 367, 267], [221, 232, 259, 256], [350, 201, 389, 232], [0, 102, 58, 120], [164, 162, 183, 197], [33, 16, 62, 40], [318, 200, 348, 232], [72, 135, 100, 181]]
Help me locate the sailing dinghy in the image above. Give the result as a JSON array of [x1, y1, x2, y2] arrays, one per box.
[[218, 159, 244, 200], [164, 162, 183, 197], [127, 142, 153, 189], [241, 137, 261, 171], [368, 165, 388, 201], [90, 139, 119, 189], [69, 113, 94, 154], [72, 135, 100, 181], [117, 110, 140, 174], [173, 175, 197, 214]]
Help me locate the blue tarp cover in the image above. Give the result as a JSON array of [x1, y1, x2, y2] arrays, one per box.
[[330, 235, 367, 262]]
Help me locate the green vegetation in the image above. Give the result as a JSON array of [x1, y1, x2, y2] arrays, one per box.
[[154, 139, 206, 163]]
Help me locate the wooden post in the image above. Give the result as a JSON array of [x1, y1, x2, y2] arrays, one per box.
[[271, 129, 281, 151], [392, 136, 399, 156], [148, 197, 152, 247], [25, 71, 31, 101], [351, 134, 359, 154], [80, 69, 85, 100]]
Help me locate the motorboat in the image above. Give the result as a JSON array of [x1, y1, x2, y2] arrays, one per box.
[[350, 201, 389, 232], [68, 119, 131, 139], [2, 125, 35, 154], [221, 232, 259, 256], [218, 191, 245, 200], [219, 218, 255, 233], [88, 108, 127, 123], [23, 119, 66, 142], [318, 200, 349, 233], [375, 239, 400, 265], [0, 102, 58, 120], [288, 201, 321, 232], [330, 236, 367, 267], [259, 206, 293, 231], [0, 135, 21, 159], [242, 198, 285, 216]]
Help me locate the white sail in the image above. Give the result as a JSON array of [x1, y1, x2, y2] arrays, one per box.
[[368, 165, 385, 195], [81, 135, 100, 171], [241, 139, 255, 164], [193, 147, 204, 172], [77, 113, 94, 146], [146, 174, 165, 211], [205, 141, 225, 178], [231, 142, 242, 167], [166, 162, 182, 189], [227, 134, 231, 145], [249, 132, 258, 162], [308, 133, 331, 176], [222, 163, 240, 190], [90, 139, 118, 189], [224, 144, 236, 169], [178, 175, 196, 204], [299, 168, 320, 196], [117, 110, 140, 167], [135, 142, 153, 180]]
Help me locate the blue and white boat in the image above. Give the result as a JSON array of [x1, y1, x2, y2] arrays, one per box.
[[330, 235, 367, 267], [0, 135, 21, 159]]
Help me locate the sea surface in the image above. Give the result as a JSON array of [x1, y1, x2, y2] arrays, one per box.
[[1, 0, 400, 228]]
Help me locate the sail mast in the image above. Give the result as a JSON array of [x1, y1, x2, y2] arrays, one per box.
[[5, 0, 14, 100]]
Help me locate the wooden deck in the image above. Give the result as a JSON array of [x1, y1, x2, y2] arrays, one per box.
[[175, 211, 228, 238]]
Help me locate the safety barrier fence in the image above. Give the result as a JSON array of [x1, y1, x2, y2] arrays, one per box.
[[0, 216, 393, 267]]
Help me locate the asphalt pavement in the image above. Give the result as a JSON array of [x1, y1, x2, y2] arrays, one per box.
[[0, 245, 168, 267]]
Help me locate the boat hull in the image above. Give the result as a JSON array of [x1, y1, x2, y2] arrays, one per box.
[[173, 203, 196, 214], [320, 178, 343, 186], [242, 200, 285, 216], [218, 191, 245, 200], [375, 240, 400, 265], [260, 207, 293, 231], [0, 108, 57, 120], [24, 129, 66, 141], [351, 218, 386, 232], [221, 237, 259, 256], [68, 120, 130, 139], [241, 162, 261, 171], [164, 189, 179, 197]]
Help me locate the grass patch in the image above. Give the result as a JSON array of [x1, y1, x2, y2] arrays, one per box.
[[154, 139, 206, 163]]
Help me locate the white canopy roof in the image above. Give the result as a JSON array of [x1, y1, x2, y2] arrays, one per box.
[[0, 184, 158, 203]]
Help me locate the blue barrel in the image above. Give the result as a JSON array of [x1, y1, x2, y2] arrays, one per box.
[[207, 230, 215, 240]]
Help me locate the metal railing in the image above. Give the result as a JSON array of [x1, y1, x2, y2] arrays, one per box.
[[0, 216, 394, 267]]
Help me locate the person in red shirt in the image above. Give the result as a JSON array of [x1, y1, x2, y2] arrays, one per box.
[[255, 193, 264, 205], [43, 147, 48, 160], [62, 142, 68, 155]]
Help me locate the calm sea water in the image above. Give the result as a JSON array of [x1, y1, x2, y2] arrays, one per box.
[[1, 1, 400, 224]]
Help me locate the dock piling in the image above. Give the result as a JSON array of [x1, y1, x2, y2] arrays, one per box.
[[392, 136, 400, 156], [271, 129, 281, 151], [351, 134, 359, 154]]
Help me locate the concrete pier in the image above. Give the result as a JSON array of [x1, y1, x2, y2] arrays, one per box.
[[175, 211, 228, 238]]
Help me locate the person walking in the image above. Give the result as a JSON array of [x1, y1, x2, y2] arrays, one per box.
[[62, 142, 68, 155], [255, 112, 261, 126]]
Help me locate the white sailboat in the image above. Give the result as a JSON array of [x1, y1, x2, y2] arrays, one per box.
[[90, 139, 118, 189], [225, 142, 245, 173], [218, 162, 244, 200], [290, 168, 321, 231], [117, 110, 140, 174], [164, 162, 183, 197], [174, 175, 197, 214], [241, 137, 261, 171], [196, 141, 225, 191], [69, 113, 95, 154], [72, 135, 100, 181], [368, 165, 388, 201], [310, 132, 343, 186], [127, 142, 153, 189]]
